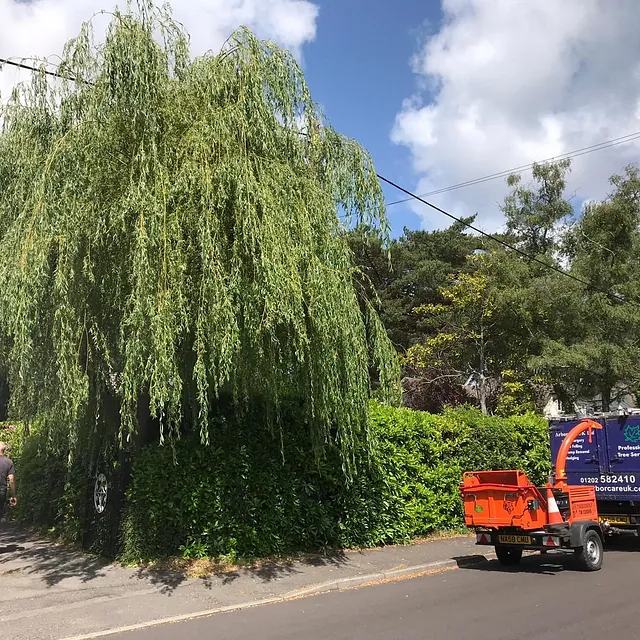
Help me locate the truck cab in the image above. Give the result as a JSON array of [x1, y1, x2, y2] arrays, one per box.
[[549, 412, 640, 536]]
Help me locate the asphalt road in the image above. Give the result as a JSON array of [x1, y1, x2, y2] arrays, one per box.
[[113, 543, 639, 640]]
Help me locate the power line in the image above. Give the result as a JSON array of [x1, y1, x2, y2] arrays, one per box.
[[377, 172, 640, 308], [0, 57, 90, 85], [386, 131, 640, 207]]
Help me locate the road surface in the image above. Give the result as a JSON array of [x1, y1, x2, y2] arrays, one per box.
[[113, 544, 639, 640]]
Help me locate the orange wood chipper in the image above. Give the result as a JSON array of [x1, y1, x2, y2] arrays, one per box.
[[460, 419, 604, 571]]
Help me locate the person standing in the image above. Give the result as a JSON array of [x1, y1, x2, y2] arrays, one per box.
[[0, 442, 16, 519]]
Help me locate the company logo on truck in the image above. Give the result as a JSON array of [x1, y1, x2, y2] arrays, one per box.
[[624, 423, 640, 444], [550, 417, 640, 505]]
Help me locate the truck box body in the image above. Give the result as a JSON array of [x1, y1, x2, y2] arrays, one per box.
[[549, 414, 640, 529]]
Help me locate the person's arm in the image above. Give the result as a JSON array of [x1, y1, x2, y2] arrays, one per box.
[[8, 460, 16, 506]]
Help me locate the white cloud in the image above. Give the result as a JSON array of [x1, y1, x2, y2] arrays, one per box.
[[0, 0, 318, 102], [392, 0, 640, 232]]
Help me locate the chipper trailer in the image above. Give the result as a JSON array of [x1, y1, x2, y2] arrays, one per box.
[[460, 419, 605, 571]]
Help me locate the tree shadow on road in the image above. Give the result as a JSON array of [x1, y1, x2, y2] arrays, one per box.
[[0, 522, 352, 597], [0, 543, 25, 554], [132, 566, 189, 595], [132, 548, 350, 595], [219, 549, 349, 584], [0, 523, 110, 587]]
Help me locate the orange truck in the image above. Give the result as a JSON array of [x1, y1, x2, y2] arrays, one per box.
[[460, 419, 604, 571]]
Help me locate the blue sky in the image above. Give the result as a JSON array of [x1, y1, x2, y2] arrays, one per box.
[[302, 0, 436, 236], [297, 0, 640, 238]]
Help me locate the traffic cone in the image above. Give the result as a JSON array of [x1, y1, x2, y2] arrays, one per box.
[[545, 485, 564, 526]]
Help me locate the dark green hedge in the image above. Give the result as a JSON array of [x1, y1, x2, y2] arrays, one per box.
[[3, 404, 550, 561], [120, 403, 550, 563]]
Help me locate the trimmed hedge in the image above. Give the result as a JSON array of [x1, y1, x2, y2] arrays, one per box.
[[120, 403, 550, 562]]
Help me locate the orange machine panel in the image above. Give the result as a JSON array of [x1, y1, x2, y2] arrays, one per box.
[[461, 470, 548, 530], [566, 485, 598, 523]]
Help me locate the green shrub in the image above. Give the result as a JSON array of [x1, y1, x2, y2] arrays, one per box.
[[0, 417, 77, 531], [333, 404, 549, 549], [121, 402, 550, 562], [8, 400, 550, 561], [0, 421, 23, 460], [121, 411, 342, 563]]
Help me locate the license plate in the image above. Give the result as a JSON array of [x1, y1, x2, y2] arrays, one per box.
[[497, 535, 531, 545], [599, 515, 630, 525]]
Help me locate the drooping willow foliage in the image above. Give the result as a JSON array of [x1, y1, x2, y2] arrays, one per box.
[[0, 2, 399, 468]]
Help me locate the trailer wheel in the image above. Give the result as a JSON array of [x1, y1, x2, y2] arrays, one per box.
[[575, 529, 603, 571], [495, 546, 523, 566]]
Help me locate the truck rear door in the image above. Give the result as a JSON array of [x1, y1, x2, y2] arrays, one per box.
[[549, 418, 606, 484], [600, 415, 640, 500]]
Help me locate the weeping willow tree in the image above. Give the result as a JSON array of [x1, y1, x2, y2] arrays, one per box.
[[0, 2, 399, 471]]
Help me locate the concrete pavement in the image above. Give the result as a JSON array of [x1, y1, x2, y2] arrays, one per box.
[[0, 523, 491, 640], [110, 538, 640, 640]]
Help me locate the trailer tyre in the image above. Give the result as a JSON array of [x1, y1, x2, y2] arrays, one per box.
[[495, 546, 523, 566], [575, 529, 603, 571]]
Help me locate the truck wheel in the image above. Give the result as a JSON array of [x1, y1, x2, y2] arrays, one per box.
[[575, 529, 603, 571], [495, 546, 523, 566]]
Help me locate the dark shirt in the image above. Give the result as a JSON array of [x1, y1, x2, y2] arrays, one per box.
[[0, 456, 15, 493]]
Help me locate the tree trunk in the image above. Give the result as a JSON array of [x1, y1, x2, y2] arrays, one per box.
[[478, 323, 488, 415], [479, 373, 488, 415], [601, 386, 612, 412]]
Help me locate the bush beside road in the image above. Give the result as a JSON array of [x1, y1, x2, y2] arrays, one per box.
[[1, 403, 549, 564]]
